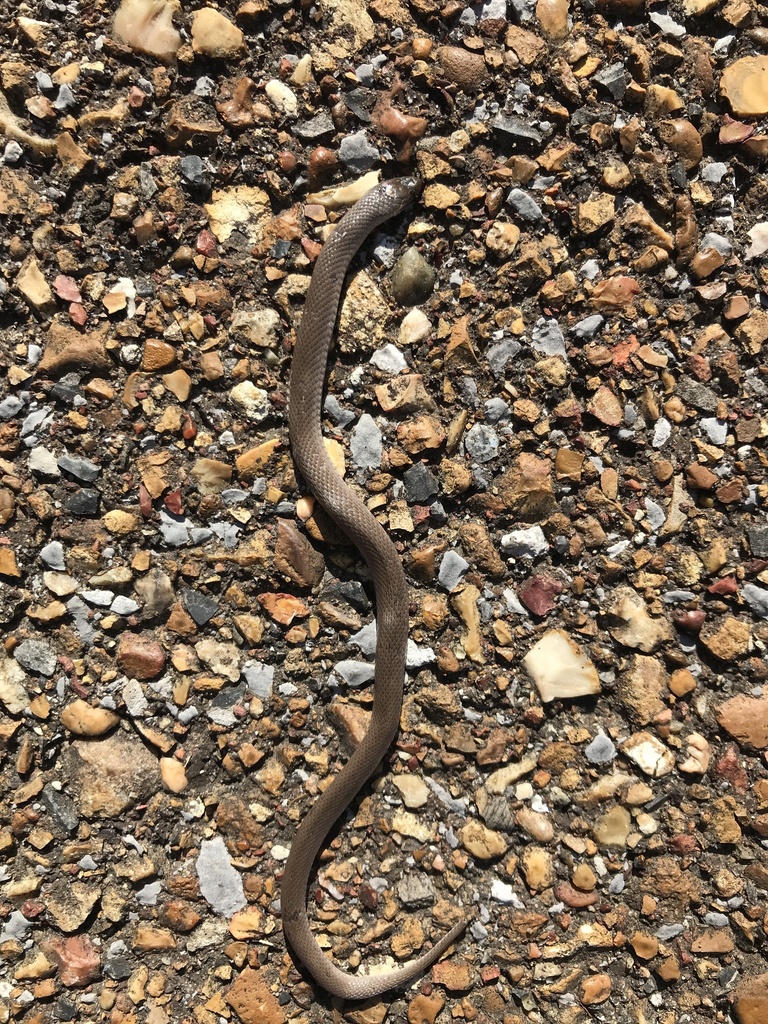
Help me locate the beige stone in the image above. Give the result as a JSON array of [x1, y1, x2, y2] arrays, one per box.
[[720, 56, 768, 117]]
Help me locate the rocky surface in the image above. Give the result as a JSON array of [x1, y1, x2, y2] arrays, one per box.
[[1, 1, 768, 1022]]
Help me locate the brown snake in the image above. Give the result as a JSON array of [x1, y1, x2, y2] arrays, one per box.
[[282, 176, 469, 999]]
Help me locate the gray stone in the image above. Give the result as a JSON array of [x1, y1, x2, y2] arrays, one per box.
[[14, 639, 57, 677], [28, 446, 60, 477], [486, 337, 522, 376], [332, 660, 375, 687], [677, 377, 719, 413], [492, 113, 542, 144], [571, 314, 604, 339], [594, 63, 627, 101], [403, 462, 438, 503], [243, 660, 274, 700], [438, 550, 469, 590], [747, 526, 768, 558], [350, 413, 382, 470], [397, 872, 435, 908], [294, 111, 334, 141], [195, 836, 246, 917], [501, 525, 548, 559], [742, 584, 768, 618], [484, 397, 511, 423], [57, 454, 100, 482], [390, 246, 437, 307], [42, 783, 79, 832], [700, 417, 727, 445], [585, 730, 617, 764], [507, 188, 544, 224], [338, 129, 379, 172], [465, 423, 499, 463], [531, 317, 566, 357]]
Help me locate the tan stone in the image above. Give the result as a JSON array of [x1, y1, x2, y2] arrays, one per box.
[[720, 56, 768, 117], [61, 700, 120, 737], [191, 8, 244, 58], [700, 616, 751, 661]]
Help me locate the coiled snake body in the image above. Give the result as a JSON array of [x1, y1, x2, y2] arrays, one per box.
[[282, 177, 468, 999]]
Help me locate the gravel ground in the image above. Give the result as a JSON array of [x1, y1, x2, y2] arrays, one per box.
[[1, 1, 768, 1022]]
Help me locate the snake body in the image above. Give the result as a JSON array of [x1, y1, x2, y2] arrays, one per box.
[[282, 177, 468, 999]]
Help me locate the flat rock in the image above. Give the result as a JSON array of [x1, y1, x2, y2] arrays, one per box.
[[720, 56, 768, 117], [716, 694, 768, 751], [62, 731, 159, 818], [522, 629, 601, 702]]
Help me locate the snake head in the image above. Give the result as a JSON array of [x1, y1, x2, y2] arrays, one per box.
[[379, 175, 423, 215]]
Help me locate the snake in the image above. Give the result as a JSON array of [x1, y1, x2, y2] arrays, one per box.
[[282, 176, 469, 1000]]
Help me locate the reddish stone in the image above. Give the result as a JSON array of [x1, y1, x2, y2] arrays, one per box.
[[164, 489, 183, 515], [716, 479, 745, 504], [671, 609, 706, 633], [68, 302, 88, 326], [54, 275, 82, 303], [713, 744, 749, 791], [138, 483, 153, 517], [555, 881, 599, 908], [519, 572, 562, 616], [196, 229, 217, 257], [707, 577, 738, 596], [669, 834, 700, 855], [117, 633, 166, 680], [42, 935, 101, 987], [686, 352, 712, 382], [358, 883, 378, 910]]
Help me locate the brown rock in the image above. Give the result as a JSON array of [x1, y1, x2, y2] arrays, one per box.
[[459, 819, 508, 859], [645, 84, 685, 118], [520, 846, 556, 890], [669, 667, 697, 697], [686, 462, 718, 490], [60, 700, 120, 737], [63, 731, 159, 818], [132, 925, 177, 951], [657, 119, 703, 170], [430, 960, 474, 992], [142, 339, 176, 371], [716, 694, 768, 750], [618, 655, 667, 725], [700, 616, 751, 661], [691, 928, 734, 954], [590, 276, 639, 309], [536, 0, 569, 39], [458, 522, 506, 577], [118, 632, 166, 680], [496, 452, 556, 519], [191, 8, 244, 58], [38, 322, 111, 374], [408, 992, 445, 1024], [505, 25, 547, 64], [274, 518, 324, 588], [691, 246, 725, 280], [438, 46, 487, 90], [630, 931, 659, 960], [580, 973, 611, 1004], [656, 955, 681, 982], [733, 972, 768, 1024], [706, 797, 742, 844], [575, 193, 615, 234], [720, 56, 768, 117]]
